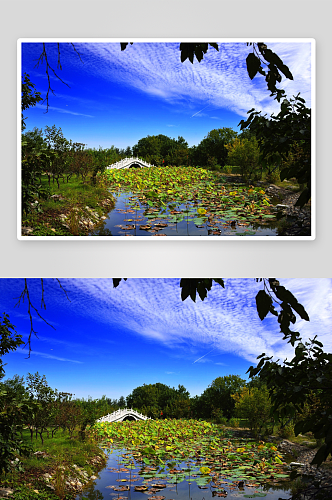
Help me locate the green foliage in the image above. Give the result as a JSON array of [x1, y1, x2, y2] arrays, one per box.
[[1, 375, 28, 400], [0, 315, 34, 474], [180, 279, 224, 302], [22, 174, 115, 236], [12, 485, 59, 500], [25, 372, 59, 444], [132, 134, 189, 166], [104, 167, 276, 235], [246, 43, 293, 101], [210, 407, 227, 425], [179, 42, 219, 63], [225, 137, 261, 183], [223, 165, 233, 175], [249, 335, 332, 466], [232, 386, 272, 435], [126, 383, 191, 418], [228, 417, 240, 428], [253, 279, 309, 346], [93, 419, 289, 484], [278, 422, 295, 439], [21, 150, 51, 217], [239, 94, 311, 207], [21, 73, 43, 131], [192, 128, 238, 168], [196, 375, 246, 420], [0, 314, 24, 379]]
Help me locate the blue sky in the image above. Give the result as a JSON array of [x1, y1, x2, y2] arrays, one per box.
[[1, 278, 330, 401], [20, 40, 313, 150]]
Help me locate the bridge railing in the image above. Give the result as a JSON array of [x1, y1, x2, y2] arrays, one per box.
[[96, 408, 151, 423], [106, 157, 155, 170]]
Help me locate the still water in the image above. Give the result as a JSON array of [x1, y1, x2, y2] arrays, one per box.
[[76, 448, 292, 500], [90, 192, 279, 237]]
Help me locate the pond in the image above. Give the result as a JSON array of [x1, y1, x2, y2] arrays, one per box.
[[90, 192, 279, 237], [76, 447, 292, 500]]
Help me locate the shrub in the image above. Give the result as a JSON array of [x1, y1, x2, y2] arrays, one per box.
[[225, 137, 261, 184], [223, 165, 233, 175], [232, 385, 272, 435], [266, 166, 280, 184], [228, 417, 240, 428], [278, 422, 295, 438], [211, 408, 227, 425]]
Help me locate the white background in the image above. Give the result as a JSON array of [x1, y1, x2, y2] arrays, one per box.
[[1, 0, 329, 278]]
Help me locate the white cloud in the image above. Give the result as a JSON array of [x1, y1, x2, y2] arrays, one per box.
[[58, 278, 331, 365], [3, 279, 328, 369], [72, 41, 312, 119]]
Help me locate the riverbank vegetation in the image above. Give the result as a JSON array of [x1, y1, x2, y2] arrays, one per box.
[[0, 369, 326, 499], [21, 122, 307, 236]]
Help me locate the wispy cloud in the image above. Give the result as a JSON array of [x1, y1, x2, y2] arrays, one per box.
[[14, 349, 83, 364], [35, 104, 94, 117], [74, 41, 312, 119], [3, 279, 328, 369], [57, 278, 332, 365]]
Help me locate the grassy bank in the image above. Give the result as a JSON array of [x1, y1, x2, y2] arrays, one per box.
[[21, 175, 115, 236], [0, 427, 107, 499]]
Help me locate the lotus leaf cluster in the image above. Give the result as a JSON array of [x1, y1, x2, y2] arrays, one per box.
[[101, 167, 276, 235], [91, 419, 289, 495]]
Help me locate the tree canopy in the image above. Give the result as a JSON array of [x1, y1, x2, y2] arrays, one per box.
[[21, 73, 43, 131], [239, 94, 311, 207]]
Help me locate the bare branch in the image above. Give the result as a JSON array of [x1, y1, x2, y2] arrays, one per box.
[[14, 278, 70, 357], [34, 43, 83, 112]]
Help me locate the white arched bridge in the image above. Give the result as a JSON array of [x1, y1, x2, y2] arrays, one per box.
[[96, 408, 151, 423], [107, 157, 156, 170]]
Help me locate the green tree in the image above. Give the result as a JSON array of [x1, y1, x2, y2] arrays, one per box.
[[239, 94, 311, 207], [21, 128, 51, 216], [118, 395, 126, 408], [232, 385, 272, 435], [0, 314, 24, 379], [225, 136, 261, 183], [132, 134, 189, 166], [22, 127, 46, 154], [1, 375, 28, 401], [0, 314, 32, 474], [126, 382, 190, 417], [198, 375, 246, 419], [249, 336, 332, 466], [44, 125, 72, 188], [21, 73, 43, 131], [25, 372, 58, 444], [194, 128, 238, 167]]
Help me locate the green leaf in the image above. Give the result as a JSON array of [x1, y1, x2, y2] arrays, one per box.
[[256, 290, 273, 321], [246, 53, 261, 80], [275, 286, 310, 321], [311, 443, 330, 466]]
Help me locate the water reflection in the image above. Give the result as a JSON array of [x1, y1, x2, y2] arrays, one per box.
[[90, 192, 279, 237], [76, 448, 291, 500]]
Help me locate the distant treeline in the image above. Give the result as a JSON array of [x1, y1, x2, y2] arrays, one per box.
[[22, 125, 254, 171], [1, 371, 259, 427]]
